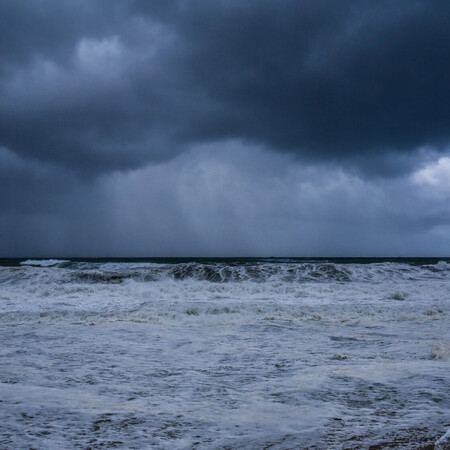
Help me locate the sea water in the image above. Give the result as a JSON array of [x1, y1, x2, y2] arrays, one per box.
[[0, 258, 449, 449]]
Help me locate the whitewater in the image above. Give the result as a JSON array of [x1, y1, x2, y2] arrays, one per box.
[[0, 258, 449, 449]]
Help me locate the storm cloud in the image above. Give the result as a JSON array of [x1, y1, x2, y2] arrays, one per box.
[[1, 0, 450, 255], [2, 0, 450, 172]]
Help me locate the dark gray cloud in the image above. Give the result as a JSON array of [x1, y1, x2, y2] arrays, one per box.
[[1, 1, 450, 256], [1, 0, 449, 175], [154, 0, 450, 164], [1, 144, 450, 256]]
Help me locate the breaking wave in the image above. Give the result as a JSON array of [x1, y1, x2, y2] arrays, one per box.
[[5, 259, 449, 285], [20, 259, 70, 267]]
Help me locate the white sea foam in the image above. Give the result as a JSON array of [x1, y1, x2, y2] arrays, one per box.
[[434, 260, 450, 271], [20, 259, 69, 267], [431, 343, 450, 361], [0, 260, 449, 448], [435, 429, 450, 449]]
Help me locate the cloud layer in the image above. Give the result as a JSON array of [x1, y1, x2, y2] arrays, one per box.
[[2, 143, 450, 256], [1, 1, 449, 255], [2, 0, 450, 173]]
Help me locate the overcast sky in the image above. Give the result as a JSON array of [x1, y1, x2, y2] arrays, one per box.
[[1, 0, 450, 257]]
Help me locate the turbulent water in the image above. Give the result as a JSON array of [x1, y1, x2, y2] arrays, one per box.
[[0, 257, 449, 449]]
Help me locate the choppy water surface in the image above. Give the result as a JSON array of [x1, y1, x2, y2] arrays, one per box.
[[0, 258, 449, 449]]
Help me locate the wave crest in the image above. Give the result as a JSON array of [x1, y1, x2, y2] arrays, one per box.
[[61, 261, 448, 284]]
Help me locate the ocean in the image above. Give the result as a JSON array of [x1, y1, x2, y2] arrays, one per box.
[[0, 258, 449, 449]]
